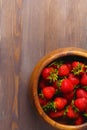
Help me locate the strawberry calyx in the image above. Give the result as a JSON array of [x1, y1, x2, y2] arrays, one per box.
[[72, 63, 84, 75], [53, 78, 65, 90], [57, 78, 64, 88], [55, 89, 61, 95], [42, 101, 56, 112], [63, 106, 68, 116], [49, 61, 63, 69], [83, 86, 87, 91], [38, 92, 44, 99], [83, 113, 87, 117], [64, 104, 79, 119], [71, 100, 79, 112], [85, 65, 87, 72], [47, 69, 58, 82]]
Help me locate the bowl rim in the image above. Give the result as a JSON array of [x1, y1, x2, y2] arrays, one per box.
[[31, 47, 87, 130]]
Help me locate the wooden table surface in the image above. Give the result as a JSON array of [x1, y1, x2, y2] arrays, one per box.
[[0, 0, 87, 130]]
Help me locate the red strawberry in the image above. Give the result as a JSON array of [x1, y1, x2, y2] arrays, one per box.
[[63, 91, 74, 102], [76, 88, 87, 98], [42, 86, 56, 99], [74, 97, 87, 112], [68, 73, 79, 86], [66, 105, 79, 119], [66, 62, 72, 71], [39, 79, 47, 89], [85, 107, 87, 113], [72, 61, 85, 75], [74, 116, 83, 125], [49, 61, 61, 69], [58, 64, 70, 76], [49, 110, 64, 118], [61, 78, 74, 93], [54, 97, 67, 110], [52, 80, 59, 89], [72, 61, 80, 68], [43, 97, 67, 112], [41, 67, 54, 80], [41, 67, 58, 82], [81, 73, 87, 86], [39, 97, 47, 106]]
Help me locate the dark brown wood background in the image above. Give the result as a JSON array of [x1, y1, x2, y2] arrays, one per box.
[[0, 0, 87, 130]]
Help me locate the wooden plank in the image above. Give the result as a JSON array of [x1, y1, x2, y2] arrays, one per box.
[[0, 0, 22, 130]]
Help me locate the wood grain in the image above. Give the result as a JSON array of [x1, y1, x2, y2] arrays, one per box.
[[0, 0, 87, 130]]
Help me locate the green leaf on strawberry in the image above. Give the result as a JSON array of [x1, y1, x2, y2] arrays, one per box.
[[49, 61, 63, 69], [72, 61, 85, 75], [71, 100, 79, 112], [42, 102, 56, 112], [63, 106, 68, 116], [48, 69, 58, 82], [83, 86, 87, 90], [65, 105, 79, 119], [83, 113, 87, 117], [38, 93, 44, 99], [42, 97, 67, 112]]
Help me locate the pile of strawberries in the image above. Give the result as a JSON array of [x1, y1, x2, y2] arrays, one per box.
[[38, 59, 87, 125]]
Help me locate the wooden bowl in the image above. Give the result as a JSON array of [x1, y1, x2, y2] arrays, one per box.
[[29, 47, 87, 130]]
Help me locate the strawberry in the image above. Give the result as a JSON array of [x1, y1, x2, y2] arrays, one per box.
[[58, 64, 70, 76], [38, 79, 47, 89], [52, 80, 58, 89], [52, 80, 59, 89], [42, 86, 56, 99], [49, 61, 62, 69], [74, 97, 87, 112], [68, 73, 79, 86], [74, 116, 83, 125], [66, 62, 72, 71], [39, 97, 48, 106], [66, 105, 79, 119], [41, 67, 58, 82], [72, 61, 85, 75], [81, 73, 87, 86], [76, 88, 87, 98], [49, 110, 64, 118], [63, 91, 74, 102], [61, 78, 74, 93], [72, 61, 80, 68], [43, 97, 67, 112], [54, 97, 67, 110], [41, 67, 54, 80], [85, 107, 87, 113]]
